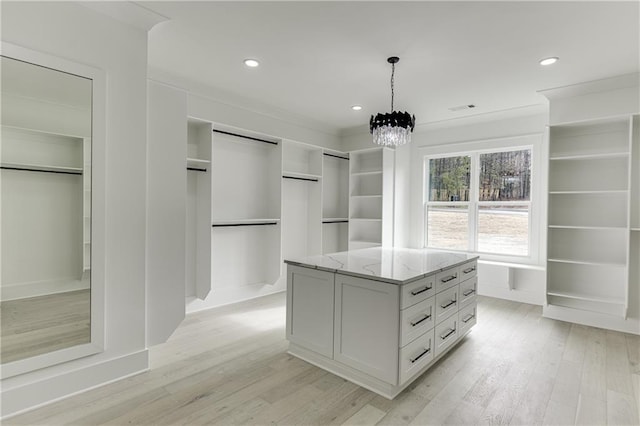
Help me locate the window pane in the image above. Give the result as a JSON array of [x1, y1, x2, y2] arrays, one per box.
[[477, 205, 529, 255], [428, 156, 470, 202], [479, 150, 531, 201], [427, 205, 468, 250]]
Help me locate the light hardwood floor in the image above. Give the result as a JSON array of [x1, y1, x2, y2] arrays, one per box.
[[5, 293, 640, 425], [1, 289, 90, 363]]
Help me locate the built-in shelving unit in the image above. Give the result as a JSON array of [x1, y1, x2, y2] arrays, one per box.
[[546, 117, 634, 318], [186, 119, 212, 300], [322, 150, 349, 253], [281, 141, 323, 266], [349, 147, 394, 250], [211, 126, 282, 287]]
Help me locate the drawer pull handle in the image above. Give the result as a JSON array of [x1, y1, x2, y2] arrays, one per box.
[[463, 289, 476, 297], [463, 267, 476, 274], [440, 328, 456, 340], [462, 313, 475, 323], [410, 285, 432, 296], [410, 347, 431, 364], [410, 314, 432, 327], [440, 299, 456, 309], [441, 275, 457, 283]]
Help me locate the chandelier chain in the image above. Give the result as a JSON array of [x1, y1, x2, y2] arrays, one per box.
[[390, 63, 395, 111]]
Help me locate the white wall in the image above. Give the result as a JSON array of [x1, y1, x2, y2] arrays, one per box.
[[1, 2, 149, 417]]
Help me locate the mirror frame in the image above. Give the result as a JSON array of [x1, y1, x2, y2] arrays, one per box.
[[0, 42, 106, 379]]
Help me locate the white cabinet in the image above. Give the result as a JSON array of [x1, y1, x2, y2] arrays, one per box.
[[348, 148, 395, 249], [285, 253, 478, 399], [334, 273, 399, 384], [286, 265, 335, 358]]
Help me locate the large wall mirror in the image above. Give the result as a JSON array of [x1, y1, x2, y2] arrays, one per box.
[[1, 43, 105, 378]]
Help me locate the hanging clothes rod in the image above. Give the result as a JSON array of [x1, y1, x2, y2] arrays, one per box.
[[1, 165, 82, 175], [323, 152, 349, 160], [212, 129, 278, 146], [282, 175, 318, 182], [322, 220, 349, 224], [212, 222, 278, 228], [187, 167, 207, 172]]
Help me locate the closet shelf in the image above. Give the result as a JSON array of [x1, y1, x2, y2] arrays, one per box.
[[282, 171, 321, 182], [212, 219, 280, 228], [548, 225, 627, 231], [549, 189, 628, 195], [351, 194, 383, 199], [1, 162, 83, 175], [549, 152, 629, 161], [350, 218, 382, 222], [351, 170, 383, 177], [322, 218, 348, 224], [547, 258, 626, 268], [546, 291, 625, 306]]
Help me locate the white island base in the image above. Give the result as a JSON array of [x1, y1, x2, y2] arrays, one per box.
[[285, 248, 479, 399]]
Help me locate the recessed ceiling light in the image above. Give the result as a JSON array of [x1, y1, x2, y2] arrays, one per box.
[[351, 105, 363, 111], [539, 57, 559, 66], [243, 59, 259, 68]]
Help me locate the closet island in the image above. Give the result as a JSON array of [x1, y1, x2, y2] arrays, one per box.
[[284, 247, 478, 399]]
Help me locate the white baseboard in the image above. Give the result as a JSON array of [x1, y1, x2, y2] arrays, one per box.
[[1, 350, 149, 419], [543, 304, 640, 335], [1, 277, 90, 302]]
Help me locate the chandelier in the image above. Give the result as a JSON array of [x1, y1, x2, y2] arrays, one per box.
[[369, 56, 416, 147]]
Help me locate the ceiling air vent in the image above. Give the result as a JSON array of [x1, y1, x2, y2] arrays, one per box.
[[448, 104, 476, 112]]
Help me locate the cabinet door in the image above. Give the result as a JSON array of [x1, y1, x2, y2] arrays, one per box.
[[286, 265, 335, 358], [334, 274, 399, 385]]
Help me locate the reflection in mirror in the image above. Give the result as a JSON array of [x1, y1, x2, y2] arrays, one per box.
[[1, 56, 92, 363]]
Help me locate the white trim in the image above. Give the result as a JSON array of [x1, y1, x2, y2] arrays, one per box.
[[1, 350, 149, 420], [0, 42, 107, 378]]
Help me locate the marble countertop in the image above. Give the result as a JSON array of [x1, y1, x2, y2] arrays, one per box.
[[284, 247, 478, 285]]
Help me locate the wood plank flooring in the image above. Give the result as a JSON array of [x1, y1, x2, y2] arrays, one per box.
[[5, 293, 640, 425], [1, 289, 90, 363]]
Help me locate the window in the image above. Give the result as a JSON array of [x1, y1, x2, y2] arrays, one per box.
[[425, 148, 532, 257]]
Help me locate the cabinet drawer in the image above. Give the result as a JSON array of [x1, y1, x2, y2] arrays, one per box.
[[400, 297, 435, 347], [435, 266, 459, 293], [459, 276, 477, 307], [459, 302, 477, 335], [435, 285, 459, 324], [435, 314, 458, 356], [399, 328, 434, 384], [401, 275, 435, 309], [459, 260, 478, 282]]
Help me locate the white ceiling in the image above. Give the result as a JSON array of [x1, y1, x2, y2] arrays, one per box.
[[144, 1, 640, 134]]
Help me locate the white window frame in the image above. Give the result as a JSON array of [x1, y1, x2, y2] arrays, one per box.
[[421, 134, 544, 266]]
